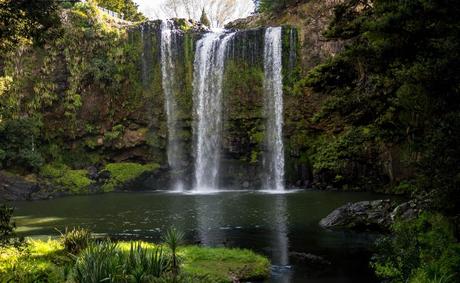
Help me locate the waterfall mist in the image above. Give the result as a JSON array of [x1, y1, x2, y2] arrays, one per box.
[[263, 27, 285, 191]]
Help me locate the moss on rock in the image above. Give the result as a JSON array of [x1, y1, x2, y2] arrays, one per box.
[[101, 162, 160, 192], [40, 163, 93, 194]]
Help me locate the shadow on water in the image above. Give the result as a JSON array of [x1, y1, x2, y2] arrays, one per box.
[[12, 190, 384, 282]]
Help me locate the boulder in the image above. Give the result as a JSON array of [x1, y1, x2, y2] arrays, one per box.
[[319, 199, 394, 231], [0, 171, 39, 201], [390, 199, 424, 221], [0, 171, 67, 201]]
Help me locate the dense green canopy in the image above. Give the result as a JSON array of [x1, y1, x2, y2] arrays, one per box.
[[0, 0, 61, 53], [306, 0, 460, 211], [96, 0, 146, 21]]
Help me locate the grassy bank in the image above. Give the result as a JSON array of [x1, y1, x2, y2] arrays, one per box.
[[0, 239, 270, 283]]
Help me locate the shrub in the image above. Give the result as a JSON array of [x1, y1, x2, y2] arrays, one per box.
[[60, 227, 92, 255], [0, 204, 16, 247], [73, 241, 122, 283], [0, 117, 44, 170], [163, 227, 184, 275], [258, 0, 300, 13], [372, 212, 460, 283], [74, 241, 171, 283], [122, 242, 169, 282]]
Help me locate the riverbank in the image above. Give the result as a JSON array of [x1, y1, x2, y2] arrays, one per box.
[[0, 239, 270, 282]]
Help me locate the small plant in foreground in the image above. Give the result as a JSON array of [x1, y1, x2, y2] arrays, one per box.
[[163, 227, 184, 275], [59, 227, 92, 255], [73, 241, 171, 283], [0, 204, 23, 248], [73, 240, 121, 283], [122, 241, 170, 282]]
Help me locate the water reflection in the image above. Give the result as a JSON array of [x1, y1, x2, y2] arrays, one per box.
[[195, 196, 225, 246], [269, 195, 292, 282], [12, 191, 385, 283]]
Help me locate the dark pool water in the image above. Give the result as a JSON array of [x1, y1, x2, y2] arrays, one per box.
[[12, 190, 386, 282]]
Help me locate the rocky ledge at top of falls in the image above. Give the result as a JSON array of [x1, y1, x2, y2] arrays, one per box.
[[319, 199, 427, 232]]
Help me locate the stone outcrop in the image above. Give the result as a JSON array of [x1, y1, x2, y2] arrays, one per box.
[[319, 200, 395, 231], [0, 171, 67, 201], [319, 199, 426, 231]]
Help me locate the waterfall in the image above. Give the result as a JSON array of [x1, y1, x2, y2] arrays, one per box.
[[160, 20, 183, 191], [263, 27, 285, 191], [193, 31, 235, 191]]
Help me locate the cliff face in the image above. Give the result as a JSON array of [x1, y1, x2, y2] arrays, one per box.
[[132, 23, 298, 188], [1, 0, 402, 194], [225, 0, 409, 191]]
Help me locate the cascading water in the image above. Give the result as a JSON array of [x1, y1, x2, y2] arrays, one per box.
[[263, 27, 285, 191], [193, 31, 235, 192], [160, 20, 183, 191]]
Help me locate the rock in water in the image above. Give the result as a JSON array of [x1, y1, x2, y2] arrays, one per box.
[[319, 199, 394, 231]]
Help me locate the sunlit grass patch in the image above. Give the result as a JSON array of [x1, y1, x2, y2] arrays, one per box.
[[0, 239, 270, 282], [180, 246, 271, 282], [0, 239, 68, 282]]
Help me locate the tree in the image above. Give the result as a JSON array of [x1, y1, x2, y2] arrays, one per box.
[[258, 0, 300, 13], [96, 0, 146, 21], [0, 0, 61, 54], [306, 0, 460, 211], [161, 0, 253, 27], [200, 8, 211, 27]]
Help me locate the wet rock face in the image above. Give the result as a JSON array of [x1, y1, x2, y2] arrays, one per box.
[[0, 171, 38, 201], [319, 200, 395, 231], [0, 171, 68, 201]]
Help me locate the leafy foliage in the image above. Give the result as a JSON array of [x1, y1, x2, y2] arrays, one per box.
[[0, 2, 143, 172], [60, 227, 92, 255], [163, 227, 184, 275], [306, 0, 460, 208], [200, 8, 211, 27], [96, 0, 146, 21], [0, 117, 43, 170], [0, 239, 69, 282], [258, 0, 306, 13], [122, 242, 170, 282], [73, 240, 122, 282], [372, 213, 460, 283], [0, 235, 270, 283], [0, 204, 16, 247], [0, 0, 61, 53]]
